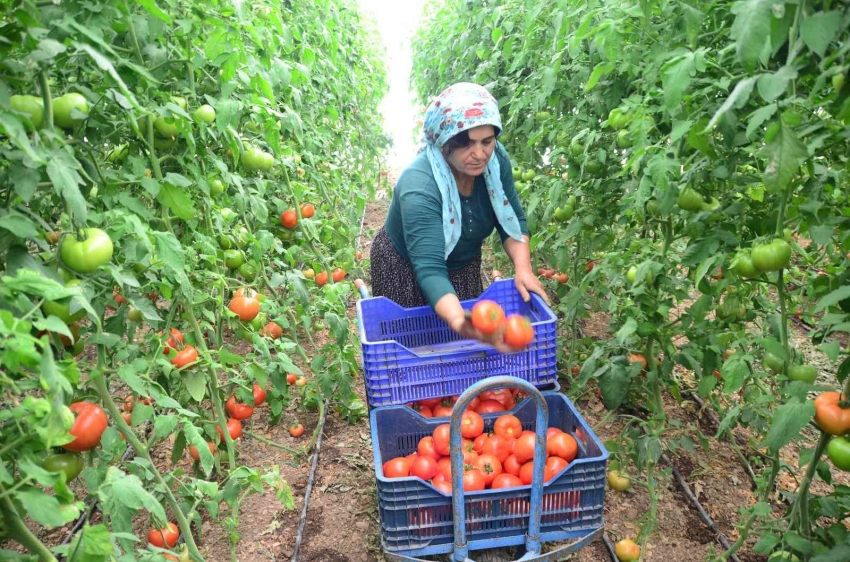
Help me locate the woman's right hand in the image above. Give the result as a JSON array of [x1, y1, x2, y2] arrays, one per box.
[[449, 314, 516, 353]]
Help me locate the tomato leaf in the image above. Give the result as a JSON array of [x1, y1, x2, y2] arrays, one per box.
[[598, 361, 630, 410], [757, 66, 797, 103], [730, 0, 773, 71], [15, 485, 80, 527], [584, 62, 614, 91], [762, 114, 808, 194], [0, 211, 39, 240], [47, 152, 87, 224], [662, 50, 705, 112], [137, 0, 172, 24], [156, 183, 196, 221], [814, 286, 850, 313], [799, 11, 842, 58], [764, 399, 815, 453], [184, 370, 206, 402], [154, 415, 178, 440]]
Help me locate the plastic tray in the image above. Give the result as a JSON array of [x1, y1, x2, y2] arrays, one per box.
[[370, 391, 608, 557], [356, 279, 557, 408]]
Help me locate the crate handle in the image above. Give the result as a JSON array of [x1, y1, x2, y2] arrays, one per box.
[[448, 376, 549, 562]]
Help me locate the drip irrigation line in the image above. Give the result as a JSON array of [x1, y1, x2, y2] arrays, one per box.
[[290, 399, 328, 562], [665, 453, 741, 562], [602, 531, 620, 562]]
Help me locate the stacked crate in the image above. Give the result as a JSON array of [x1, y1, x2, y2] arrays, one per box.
[[356, 279, 608, 558]]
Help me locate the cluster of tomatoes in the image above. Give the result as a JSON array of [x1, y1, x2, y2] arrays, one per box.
[[382, 411, 579, 493], [470, 299, 535, 349], [535, 267, 569, 285], [408, 387, 530, 418], [302, 266, 346, 287]]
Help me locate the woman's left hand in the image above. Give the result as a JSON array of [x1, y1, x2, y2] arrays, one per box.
[[514, 269, 550, 305]]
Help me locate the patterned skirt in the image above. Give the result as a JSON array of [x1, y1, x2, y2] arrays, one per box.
[[370, 227, 483, 308]]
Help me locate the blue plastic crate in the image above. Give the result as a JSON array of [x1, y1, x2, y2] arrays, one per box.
[[370, 392, 608, 557], [356, 279, 557, 408]]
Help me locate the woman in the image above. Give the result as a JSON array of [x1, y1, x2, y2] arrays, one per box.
[[371, 82, 548, 350]]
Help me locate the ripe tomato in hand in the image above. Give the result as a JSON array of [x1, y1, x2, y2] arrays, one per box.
[[547, 432, 578, 462], [148, 522, 179, 548], [470, 299, 506, 335], [383, 456, 411, 478], [461, 410, 484, 439], [503, 315, 534, 348], [216, 418, 243, 441], [170, 345, 199, 369], [252, 384, 267, 406], [63, 402, 108, 452], [494, 415, 523, 440], [410, 455, 439, 481], [225, 396, 254, 420]]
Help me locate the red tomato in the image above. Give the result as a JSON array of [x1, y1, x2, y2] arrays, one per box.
[[475, 399, 506, 414], [461, 410, 484, 439], [405, 452, 419, 465], [462, 449, 479, 465], [332, 268, 346, 283], [170, 345, 199, 368], [503, 315, 534, 348], [383, 456, 411, 478], [289, 423, 305, 438], [252, 384, 267, 406], [462, 468, 487, 492], [63, 402, 108, 452], [410, 456, 439, 481], [432, 424, 451, 457], [513, 433, 537, 464], [286, 373, 297, 385], [260, 322, 282, 339], [503, 454, 522, 477], [481, 434, 511, 464], [433, 479, 453, 494], [410, 403, 433, 418], [315, 271, 329, 286], [472, 433, 488, 453], [281, 209, 298, 229], [470, 299, 506, 335], [419, 397, 442, 410], [491, 473, 523, 489], [229, 294, 261, 321], [417, 436, 439, 459], [461, 438, 475, 452], [480, 389, 514, 409], [494, 415, 523, 440], [436, 456, 451, 475], [546, 427, 563, 439], [189, 441, 216, 461], [216, 418, 243, 441], [300, 203, 315, 218], [546, 455, 569, 478], [547, 432, 578, 462], [148, 523, 179, 548], [225, 396, 254, 420], [474, 454, 503, 486], [519, 461, 555, 485], [161, 328, 184, 355], [432, 471, 447, 484], [433, 399, 454, 417]]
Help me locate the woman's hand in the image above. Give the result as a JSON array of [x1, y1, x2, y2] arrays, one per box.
[[514, 268, 550, 304], [448, 314, 517, 353]]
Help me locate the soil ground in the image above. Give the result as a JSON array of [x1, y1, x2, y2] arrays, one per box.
[[9, 169, 846, 562]]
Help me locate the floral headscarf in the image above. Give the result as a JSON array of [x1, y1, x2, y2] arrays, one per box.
[[422, 82, 525, 258]]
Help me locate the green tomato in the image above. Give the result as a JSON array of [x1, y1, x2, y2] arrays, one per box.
[[569, 139, 584, 157], [751, 239, 792, 272], [194, 104, 216, 124], [554, 205, 574, 222], [677, 187, 705, 212], [645, 200, 660, 216], [218, 234, 233, 249], [787, 365, 817, 384], [171, 96, 187, 110], [238, 261, 258, 281], [249, 311, 268, 331], [827, 436, 850, 471], [608, 108, 631, 129], [782, 227, 793, 242], [626, 266, 637, 283], [701, 197, 720, 212], [234, 227, 251, 249], [616, 129, 633, 148], [128, 307, 143, 322], [52, 93, 88, 129], [585, 160, 603, 174], [220, 208, 237, 222], [42, 279, 86, 323], [209, 178, 225, 196], [154, 116, 179, 138], [834, 73, 846, 92], [243, 147, 272, 171], [566, 195, 577, 208], [42, 453, 84, 483], [534, 111, 551, 121], [522, 169, 535, 181], [223, 249, 245, 269], [732, 252, 759, 278], [10, 95, 44, 131], [763, 353, 785, 374], [512, 167, 522, 180], [60, 228, 113, 273]]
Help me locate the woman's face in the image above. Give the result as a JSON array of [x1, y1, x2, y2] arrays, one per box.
[[445, 125, 497, 177]]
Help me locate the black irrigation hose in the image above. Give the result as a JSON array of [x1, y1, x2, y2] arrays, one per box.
[[290, 400, 328, 562], [602, 531, 620, 562], [666, 453, 741, 562]]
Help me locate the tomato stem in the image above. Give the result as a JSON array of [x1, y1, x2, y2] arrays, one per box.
[[788, 430, 830, 537], [0, 493, 56, 562], [37, 71, 53, 131]]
